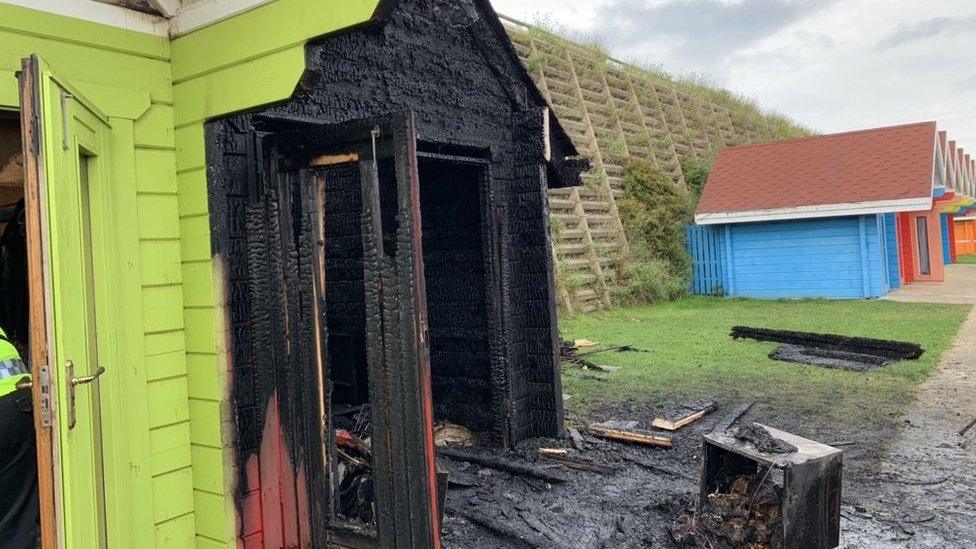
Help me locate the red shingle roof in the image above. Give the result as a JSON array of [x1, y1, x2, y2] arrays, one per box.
[[696, 122, 937, 218]]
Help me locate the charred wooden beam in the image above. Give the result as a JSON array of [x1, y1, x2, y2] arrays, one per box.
[[438, 448, 567, 484], [711, 401, 756, 434], [731, 326, 924, 360]]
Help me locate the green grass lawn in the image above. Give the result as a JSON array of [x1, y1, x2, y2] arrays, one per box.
[[558, 297, 970, 427], [956, 254, 976, 264]]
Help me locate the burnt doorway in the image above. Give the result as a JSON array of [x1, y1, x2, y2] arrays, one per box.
[[310, 141, 499, 545], [249, 113, 442, 548], [414, 153, 502, 439]]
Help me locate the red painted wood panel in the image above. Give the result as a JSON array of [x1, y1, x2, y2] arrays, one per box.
[[241, 532, 264, 549], [259, 394, 285, 549], [898, 212, 915, 284], [948, 215, 958, 262], [240, 490, 263, 537]]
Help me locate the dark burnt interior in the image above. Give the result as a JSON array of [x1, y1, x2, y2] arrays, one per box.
[[323, 156, 493, 428], [320, 161, 368, 408], [418, 158, 493, 431], [0, 114, 28, 357], [315, 150, 494, 528]]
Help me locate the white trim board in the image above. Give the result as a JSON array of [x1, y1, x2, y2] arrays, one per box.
[[147, 0, 180, 18], [169, 0, 277, 36], [2, 0, 170, 36], [695, 197, 934, 226], [955, 216, 976, 222]]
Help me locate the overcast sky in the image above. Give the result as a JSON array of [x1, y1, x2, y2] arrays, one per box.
[[490, 0, 976, 148]]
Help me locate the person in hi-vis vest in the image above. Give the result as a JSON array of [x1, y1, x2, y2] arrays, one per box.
[[0, 326, 39, 549]]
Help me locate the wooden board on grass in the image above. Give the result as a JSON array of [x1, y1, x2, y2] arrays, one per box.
[[652, 399, 717, 431]]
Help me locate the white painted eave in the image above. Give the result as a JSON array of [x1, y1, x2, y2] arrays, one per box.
[[695, 197, 935, 226], [3, 0, 170, 36], [1, 0, 290, 38]]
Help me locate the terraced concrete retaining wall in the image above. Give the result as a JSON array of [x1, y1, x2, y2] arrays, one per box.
[[503, 18, 811, 312]]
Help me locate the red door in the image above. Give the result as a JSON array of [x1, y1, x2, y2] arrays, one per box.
[[898, 213, 916, 283]]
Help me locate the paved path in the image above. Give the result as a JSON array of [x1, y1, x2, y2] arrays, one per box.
[[843, 265, 976, 547], [883, 264, 976, 304]]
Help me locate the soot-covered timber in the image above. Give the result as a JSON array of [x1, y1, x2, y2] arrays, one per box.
[[205, 0, 585, 545]]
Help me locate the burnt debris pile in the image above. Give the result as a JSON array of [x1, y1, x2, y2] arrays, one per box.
[[671, 473, 784, 548], [334, 405, 376, 524], [731, 326, 924, 371], [431, 401, 848, 548]]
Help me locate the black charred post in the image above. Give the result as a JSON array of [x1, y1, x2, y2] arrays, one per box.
[[205, 0, 586, 546], [730, 326, 924, 361]]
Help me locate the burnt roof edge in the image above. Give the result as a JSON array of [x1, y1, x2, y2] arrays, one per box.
[[472, 0, 588, 187], [371, 0, 588, 188]]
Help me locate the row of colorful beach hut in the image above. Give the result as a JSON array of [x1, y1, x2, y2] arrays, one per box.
[[688, 122, 976, 299]]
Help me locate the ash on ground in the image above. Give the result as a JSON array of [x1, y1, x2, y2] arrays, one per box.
[[438, 395, 963, 548], [439, 405, 707, 548]]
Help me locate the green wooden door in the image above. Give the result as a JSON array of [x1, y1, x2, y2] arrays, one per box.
[[20, 55, 113, 548]]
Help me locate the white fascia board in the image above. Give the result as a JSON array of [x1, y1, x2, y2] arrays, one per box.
[[169, 0, 277, 36], [933, 136, 946, 189], [148, 0, 180, 18], [695, 196, 935, 226], [3, 0, 169, 35], [955, 216, 976, 222]]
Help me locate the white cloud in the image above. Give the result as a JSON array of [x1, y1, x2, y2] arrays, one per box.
[[490, 0, 976, 148]]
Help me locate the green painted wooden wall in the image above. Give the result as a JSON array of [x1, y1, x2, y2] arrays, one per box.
[[0, 3, 194, 547], [2, 0, 384, 546]]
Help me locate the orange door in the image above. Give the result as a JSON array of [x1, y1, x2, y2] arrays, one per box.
[[955, 220, 976, 255]]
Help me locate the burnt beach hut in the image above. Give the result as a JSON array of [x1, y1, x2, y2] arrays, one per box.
[[0, 0, 583, 546], [204, 0, 586, 545]]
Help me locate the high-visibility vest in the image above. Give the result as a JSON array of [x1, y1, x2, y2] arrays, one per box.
[[0, 327, 20, 361], [0, 327, 27, 398]]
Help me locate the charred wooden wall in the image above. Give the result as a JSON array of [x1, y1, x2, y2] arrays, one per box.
[[205, 0, 567, 541]]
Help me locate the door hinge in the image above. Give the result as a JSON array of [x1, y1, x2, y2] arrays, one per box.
[[37, 365, 53, 428], [60, 90, 73, 151]]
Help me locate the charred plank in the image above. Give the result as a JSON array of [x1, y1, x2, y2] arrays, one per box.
[[438, 448, 567, 484], [731, 326, 924, 360]]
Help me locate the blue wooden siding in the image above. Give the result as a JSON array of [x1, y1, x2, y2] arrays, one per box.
[[941, 214, 952, 265], [689, 215, 890, 299], [686, 225, 726, 295], [883, 213, 901, 289]]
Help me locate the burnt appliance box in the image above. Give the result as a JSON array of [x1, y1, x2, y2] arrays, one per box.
[[701, 424, 843, 549]]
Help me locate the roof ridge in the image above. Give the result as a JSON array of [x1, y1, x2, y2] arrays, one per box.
[[718, 121, 937, 154]]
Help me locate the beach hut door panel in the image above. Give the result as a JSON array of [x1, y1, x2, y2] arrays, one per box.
[[908, 211, 946, 281], [19, 54, 115, 548], [916, 216, 931, 275], [268, 114, 441, 548]]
